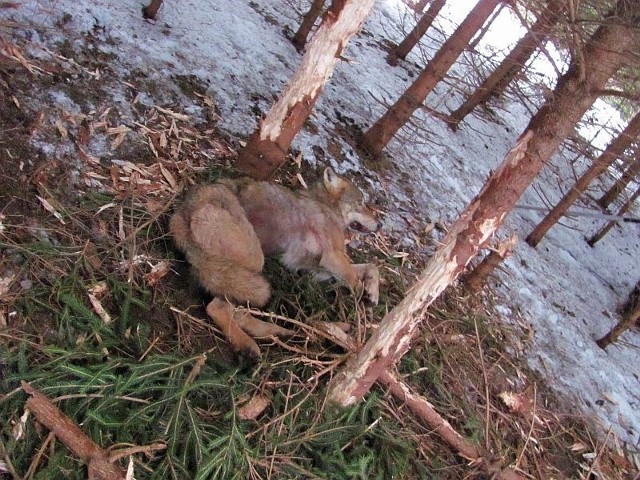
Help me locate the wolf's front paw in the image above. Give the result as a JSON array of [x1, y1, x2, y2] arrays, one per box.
[[362, 265, 379, 305]]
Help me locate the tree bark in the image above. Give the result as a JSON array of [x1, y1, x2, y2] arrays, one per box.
[[526, 111, 640, 247], [587, 184, 640, 246], [142, 0, 163, 20], [463, 234, 517, 293], [596, 281, 640, 348], [22, 382, 127, 480], [412, 0, 430, 13], [468, 2, 505, 51], [327, 3, 638, 406], [361, 0, 502, 157], [235, 0, 374, 180], [447, 0, 563, 130], [597, 148, 640, 209], [388, 0, 446, 64], [291, 0, 326, 52]]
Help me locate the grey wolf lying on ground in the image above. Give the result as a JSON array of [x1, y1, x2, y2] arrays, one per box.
[[170, 167, 380, 358]]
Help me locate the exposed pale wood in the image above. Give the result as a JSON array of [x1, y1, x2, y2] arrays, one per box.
[[328, 1, 638, 406], [237, 0, 375, 179]]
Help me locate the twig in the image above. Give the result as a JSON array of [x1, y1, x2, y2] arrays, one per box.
[[514, 383, 537, 470], [25, 432, 56, 480], [473, 316, 491, 451], [583, 427, 612, 480]]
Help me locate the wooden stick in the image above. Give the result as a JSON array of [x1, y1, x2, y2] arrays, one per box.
[[21, 382, 127, 480]]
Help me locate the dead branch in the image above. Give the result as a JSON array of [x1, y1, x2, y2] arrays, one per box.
[[378, 370, 527, 480], [464, 235, 518, 293], [21, 381, 127, 480]]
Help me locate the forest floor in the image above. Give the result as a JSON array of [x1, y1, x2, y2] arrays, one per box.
[[0, 1, 639, 479]]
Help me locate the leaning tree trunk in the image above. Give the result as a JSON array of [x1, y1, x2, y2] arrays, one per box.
[[597, 147, 640, 209], [235, 0, 375, 180], [596, 281, 640, 349], [587, 184, 640, 246], [291, 0, 326, 52], [447, 0, 563, 130], [326, 3, 638, 407], [463, 235, 517, 293], [361, 0, 502, 157], [468, 2, 505, 51], [142, 0, 163, 19], [526, 111, 640, 247], [412, 0, 430, 13], [388, 0, 446, 64]]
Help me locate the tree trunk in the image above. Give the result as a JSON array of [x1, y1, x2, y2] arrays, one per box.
[[463, 235, 517, 293], [326, 4, 638, 407], [236, 0, 375, 180], [526, 111, 640, 247], [447, 0, 563, 130], [291, 0, 326, 52], [468, 2, 505, 51], [587, 184, 640, 246], [388, 0, 446, 64], [596, 281, 640, 348], [597, 148, 640, 209], [412, 0, 430, 13], [142, 0, 163, 20], [361, 0, 502, 157]]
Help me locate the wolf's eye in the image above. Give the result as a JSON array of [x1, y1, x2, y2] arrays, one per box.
[[349, 221, 364, 231]]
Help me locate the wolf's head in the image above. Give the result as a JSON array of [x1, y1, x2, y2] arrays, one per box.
[[316, 167, 381, 233]]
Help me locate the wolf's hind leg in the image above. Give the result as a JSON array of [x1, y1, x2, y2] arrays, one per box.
[[206, 297, 261, 359]]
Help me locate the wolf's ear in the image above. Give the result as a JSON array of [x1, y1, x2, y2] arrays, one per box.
[[323, 167, 345, 196]]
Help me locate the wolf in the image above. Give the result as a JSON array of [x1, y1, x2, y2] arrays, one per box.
[[169, 167, 380, 359]]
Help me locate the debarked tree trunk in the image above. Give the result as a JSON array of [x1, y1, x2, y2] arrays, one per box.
[[236, 0, 375, 180], [327, 1, 638, 406]]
